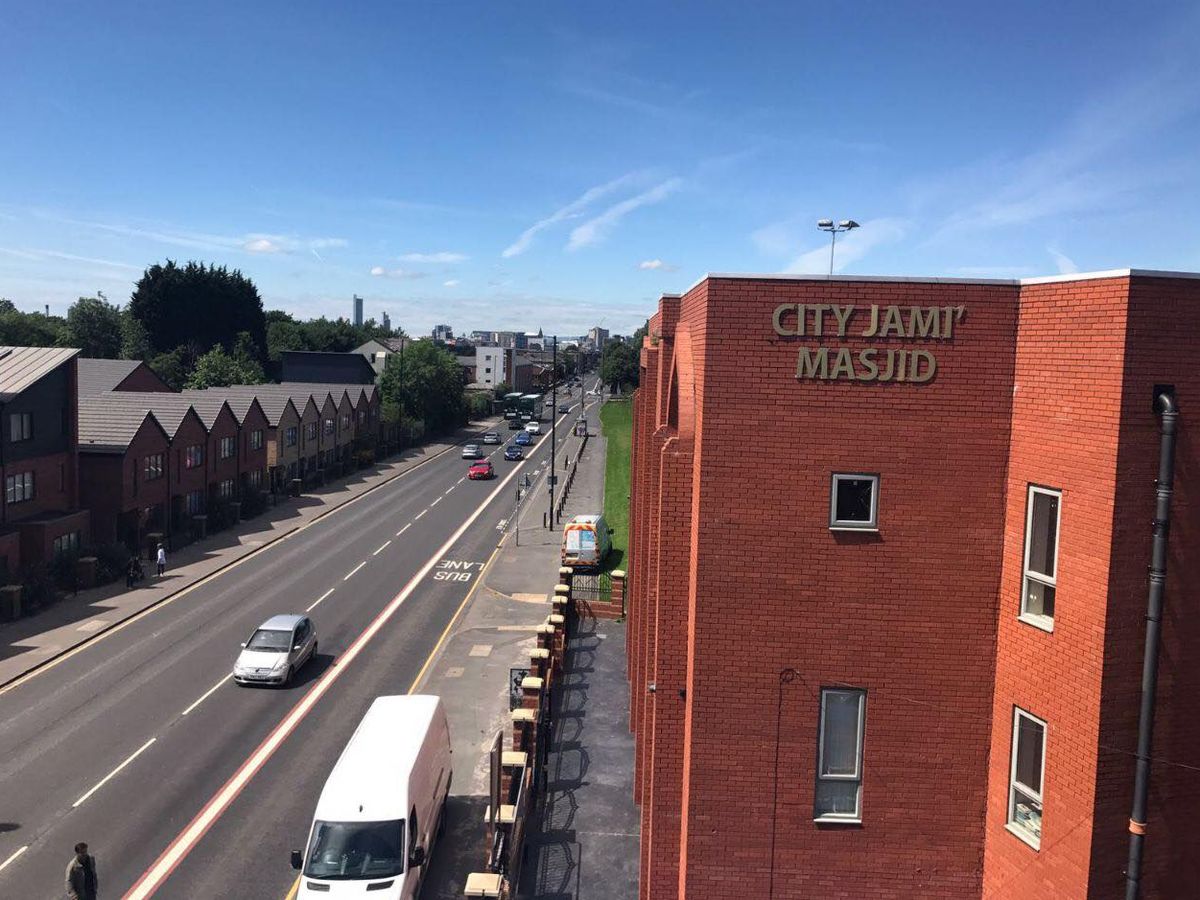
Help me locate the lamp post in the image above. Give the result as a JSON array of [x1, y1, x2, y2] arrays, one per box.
[[817, 219, 859, 275]]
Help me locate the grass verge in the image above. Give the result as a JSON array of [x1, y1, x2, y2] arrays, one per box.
[[600, 400, 632, 573]]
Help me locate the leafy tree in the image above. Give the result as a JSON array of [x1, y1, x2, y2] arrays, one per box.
[[379, 341, 467, 435], [493, 381, 512, 399], [185, 344, 266, 390], [148, 345, 196, 391], [129, 260, 267, 363], [64, 295, 124, 358], [0, 301, 68, 347], [599, 339, 639, 392], [631, 319, 649, 348], [120, 311, 152, 360]]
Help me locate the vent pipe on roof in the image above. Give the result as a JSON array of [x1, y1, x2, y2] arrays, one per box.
[[1124, 387, 1177, 900]]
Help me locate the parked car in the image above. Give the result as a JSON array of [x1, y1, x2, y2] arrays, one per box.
[[468, 459, 495, 480], [525, 422, 541, 435], [503, 445, 523, 461], [514, 431, 532, 446], [558, 404, 570, 414], [481, 432, 500, 445], [561, 515, 613, 570], [461, 443, 482, 459], [292, 695, 452, 899], [234, 615, 317, 686]]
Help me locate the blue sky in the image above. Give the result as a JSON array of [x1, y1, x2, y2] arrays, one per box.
[[2, 1, 1198, 337]]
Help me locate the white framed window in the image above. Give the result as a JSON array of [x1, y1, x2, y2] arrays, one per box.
[[286, 426, 298, 447], [5, 471, 35, 504], [250, 429, 264, 450], [9, 412, 32, 442], [814, 687, 866, 822], [829, 474, 879, 530], [1007, 707, 1046, 849], [219, 436, 236, 459], [218, 478, 235, 499], [1020, 485, 1060, 630]]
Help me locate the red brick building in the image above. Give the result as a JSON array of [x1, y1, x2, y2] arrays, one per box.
[[626, 269, 1200, 900]]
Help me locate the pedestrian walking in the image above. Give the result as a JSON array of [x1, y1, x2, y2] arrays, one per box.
[[125, 556, 138, 590], [155, 543, 166, 577], [65, 841, 98, 900]]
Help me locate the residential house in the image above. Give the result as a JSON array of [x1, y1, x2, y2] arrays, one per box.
[[281, 350, 376, 385], [77, 358, 172, 396]]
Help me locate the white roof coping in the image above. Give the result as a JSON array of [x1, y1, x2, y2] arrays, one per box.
[[682, 268, 1200, 293]]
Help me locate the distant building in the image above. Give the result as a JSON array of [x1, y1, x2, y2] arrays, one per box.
[[381, 311, 391, 332], [585, 326, 609, 350], [352, 294, 364, 328], [475, 347, 535, 392], [281, 351, 375, 385], [433, 324, 454, 342]]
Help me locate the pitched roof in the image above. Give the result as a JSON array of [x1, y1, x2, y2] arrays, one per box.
[[83, 392, 200, 440], [79, 403, 167, 453], [200, 387, 298, 425], [0, 346, 80, 401], [77, 358, 141, 396]]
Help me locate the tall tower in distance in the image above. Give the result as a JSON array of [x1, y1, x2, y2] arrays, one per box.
[[352, 294, 364, 327], [381, 310, 391, 332]]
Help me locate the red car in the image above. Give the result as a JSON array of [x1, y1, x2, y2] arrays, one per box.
[[468, 459, 495, 480]]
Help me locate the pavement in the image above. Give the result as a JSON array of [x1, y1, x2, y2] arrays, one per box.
[[0, 384, 607, 900], [415, 413, 641, 900]]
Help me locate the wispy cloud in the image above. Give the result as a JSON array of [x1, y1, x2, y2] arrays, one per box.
[[0, 246, 141, 271], [443, 279, 461, 287], [946, 265, 1040, 278], [1047, 246, 1078, 274], [370, 266, 426, 280], [784, 218, 909, 274], [638, 258, 678, 272], [501, 172, 645, 258], [567, 178, 682, 251], [399, 251, 468, 263]]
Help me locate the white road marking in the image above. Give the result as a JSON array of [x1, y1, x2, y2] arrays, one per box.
[[343, 561, 366, 581], [396, 523, 411, 537], [306, 588, 336, 612], [372, 540, 391, 556], [414, 509, 427, 521], [73, 737, 157, 808], [431, 496, 442, 507], [445, 484, 456, 494], [125, 445, 539, 899], [0, 845, 28, 873], [456, 477, 465, 484], [182, 676, 229, 716], [496, 518, 508, 530]]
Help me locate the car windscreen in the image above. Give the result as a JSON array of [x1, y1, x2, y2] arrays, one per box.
[[246, 629, 291, 651], [304, 819, 405, 880]]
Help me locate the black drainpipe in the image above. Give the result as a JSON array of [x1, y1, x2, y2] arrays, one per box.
[[1124, 387, 1178, 900]]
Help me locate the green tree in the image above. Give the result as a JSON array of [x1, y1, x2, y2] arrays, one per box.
[[64, 295, 124, 358], [599, 339, 639, 392], [493, 381, 512, 399], [129, 260, 267, 362], [379, 342, 467, 435], [185, 344, 266, 390], [0, 301, 68, 347], [148, 345, 196, 391], [120, 311, 152, 360]]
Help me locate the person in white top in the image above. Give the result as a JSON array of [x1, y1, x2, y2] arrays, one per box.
[[156, 544, 166, 577]]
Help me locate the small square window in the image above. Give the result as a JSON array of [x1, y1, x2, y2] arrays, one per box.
[[830, 474, 879, 530]]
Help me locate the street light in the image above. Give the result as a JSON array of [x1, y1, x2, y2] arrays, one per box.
[[817, 219, 859, 275]]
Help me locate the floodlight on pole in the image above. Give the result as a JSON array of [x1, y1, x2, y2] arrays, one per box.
[[817, 218, 860, 275]]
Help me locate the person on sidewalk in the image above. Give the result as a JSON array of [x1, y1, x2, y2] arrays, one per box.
[[126, 555, 138, 589], [155, 544, 166, 578], [65, 842, 98, 900]]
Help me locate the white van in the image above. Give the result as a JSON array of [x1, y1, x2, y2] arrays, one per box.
[[293, 695, 452, 899], [561, 514, 613, 570]]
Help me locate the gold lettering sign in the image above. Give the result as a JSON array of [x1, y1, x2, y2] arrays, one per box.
[[773, 304, 964, 383]]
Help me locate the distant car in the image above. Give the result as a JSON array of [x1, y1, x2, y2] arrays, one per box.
[[462, 443, 482, 459], [504, 445, 523, 461], [525, 422, 541, 435], [514, 431, 532, 446], [482, 432, 501, 445], [468, 459, 495, 480], [234, 615, 317, 686], [558, 404, 570, 414], [509, 418, 523, 429], [544, 398, 554, 407]]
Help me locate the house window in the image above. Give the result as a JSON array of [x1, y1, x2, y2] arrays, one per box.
[[5, 471, 35, 504], [247, 468, 263, 490], [306, 422, 318, 441], [1007, 708, 1046, 849], [829, 474, 879, 530], [184, 444, 204, 469], [341, 413, 350, 431], [185, 489, 205, 515], [814, 688, 866, 822], [144, 454, 164, 480], [324, 417, 335, 436], [52, 531, 80, 558], [285, 426, 298, 448], [1021, 486, 1060, 629], [217, 478, 235, 499], [219, 436, 236, 459], [250, 429, 264, 450], [358, 408, 366, 425], [9, 412, 32, 442]]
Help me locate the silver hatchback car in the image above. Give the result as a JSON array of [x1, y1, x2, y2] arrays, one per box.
[[233, 614, 318, 686]]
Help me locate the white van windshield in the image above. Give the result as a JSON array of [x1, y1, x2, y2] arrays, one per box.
[[304, 819, 405, 880]]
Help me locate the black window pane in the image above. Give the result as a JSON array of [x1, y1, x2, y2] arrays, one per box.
[[836, 479, 874, 523]]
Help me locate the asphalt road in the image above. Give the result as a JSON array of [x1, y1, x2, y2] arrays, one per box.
[[0, 379, 599, 899]]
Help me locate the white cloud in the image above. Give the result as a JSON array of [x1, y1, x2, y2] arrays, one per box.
[[244, 237, 281, 253], [567, 178, 682, 251], [638, 259, 678, 272], [783, 218, 909, 274], [399, 251, 468, 263], [443, 279, 461, 287], [502, 171, 645, 258], [370, 266, 426, 280], [1047, 246, 1079, 274], [0, 246, 141, 271]]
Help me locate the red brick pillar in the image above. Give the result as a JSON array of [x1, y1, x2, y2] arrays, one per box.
[[610, 570, 626, 617]]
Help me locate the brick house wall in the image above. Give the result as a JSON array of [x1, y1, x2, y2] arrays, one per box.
[[206, 404, 240, 506], [239, 399, 269, 493], [296, 398, 320, 477], [1, 360, 78, 526], [170, 409, 209, 537], [112, 364, 172, 393]]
